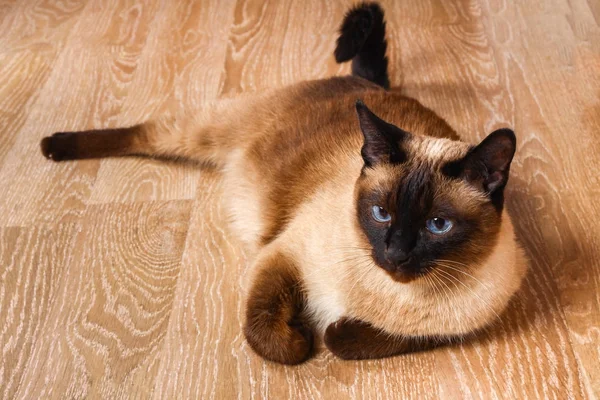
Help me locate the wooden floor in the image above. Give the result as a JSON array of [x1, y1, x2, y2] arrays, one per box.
[[1, 0, 599, 398]]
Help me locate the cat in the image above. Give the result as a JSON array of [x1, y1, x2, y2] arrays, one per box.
[[40, 2, 527, 364]]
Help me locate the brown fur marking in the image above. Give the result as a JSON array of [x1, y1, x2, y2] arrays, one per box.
[[243, 251, 314, 365], [246, 83, 461, 245], [324, 317, 445, 360], [40, 127, 142, 161]]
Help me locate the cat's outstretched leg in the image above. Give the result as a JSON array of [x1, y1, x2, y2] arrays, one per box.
[[324, 317, 448, 360], [244, 250, 314, 365], [334, 2, 390, 89]]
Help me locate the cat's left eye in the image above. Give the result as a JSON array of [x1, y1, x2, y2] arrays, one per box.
[[426, 217, 453, 235]]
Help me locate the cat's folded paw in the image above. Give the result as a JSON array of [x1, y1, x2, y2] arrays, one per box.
[[40, 132, 77, 161], [244, 318, 314, 365]]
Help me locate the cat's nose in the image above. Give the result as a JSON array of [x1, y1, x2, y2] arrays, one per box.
[[384, 248, 410, 265]]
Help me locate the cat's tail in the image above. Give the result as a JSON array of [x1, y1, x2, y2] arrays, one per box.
[[334, 2, 390, 89]]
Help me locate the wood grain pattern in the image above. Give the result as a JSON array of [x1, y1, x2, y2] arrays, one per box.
[[0, 0, 87, 167], [0, 0, 598, 398], [10, 201, 191, 399], [0, 224, 80, 400], [88, 0, 238, 205]]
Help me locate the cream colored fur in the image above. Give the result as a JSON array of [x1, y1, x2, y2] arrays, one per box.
[[229, 128, 527, 337]]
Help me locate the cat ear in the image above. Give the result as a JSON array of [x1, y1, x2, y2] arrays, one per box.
[[355, 100, 410, 167], [448, 129, 516, 194]]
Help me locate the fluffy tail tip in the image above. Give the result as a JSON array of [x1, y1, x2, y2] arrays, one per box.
[[334, 2, 385, 64]]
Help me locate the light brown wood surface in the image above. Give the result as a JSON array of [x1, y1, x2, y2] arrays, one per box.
[[1, 0, 598, 398]]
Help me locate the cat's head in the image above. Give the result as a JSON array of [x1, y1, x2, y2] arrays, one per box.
[[353, 100, 516, 283]]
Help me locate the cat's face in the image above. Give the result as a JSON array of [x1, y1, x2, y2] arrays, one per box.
[[353, 101, 516, 283]]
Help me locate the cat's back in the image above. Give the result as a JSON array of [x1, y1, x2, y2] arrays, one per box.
[[226, 77, 460, 250], [246, 78, 460, 170]]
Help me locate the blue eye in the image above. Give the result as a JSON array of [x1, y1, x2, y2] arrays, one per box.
[[372, 206, 391, 223], [426, 217, 453, 235]]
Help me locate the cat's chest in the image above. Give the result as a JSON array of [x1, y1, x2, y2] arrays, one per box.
[[303, 269, 347, 334]]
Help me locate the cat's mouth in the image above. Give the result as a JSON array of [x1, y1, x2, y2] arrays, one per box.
[[375, 257, 433, 283]]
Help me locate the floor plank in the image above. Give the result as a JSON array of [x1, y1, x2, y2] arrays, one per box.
[[480, 0, 600, 395], [0, 224, 80, 400], [0, 0, 87, 167], [221, 0, 347, 94], [88, 0, 238, 205], [11, 201, 192, 399]]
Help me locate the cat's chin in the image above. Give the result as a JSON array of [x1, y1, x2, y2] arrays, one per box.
[[376, 261, 431, 284], [386, 271, 419, 283]]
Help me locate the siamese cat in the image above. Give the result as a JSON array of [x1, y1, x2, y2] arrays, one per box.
[[40, 2, 527, 364]]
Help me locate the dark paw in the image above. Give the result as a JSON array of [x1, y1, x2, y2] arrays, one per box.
[[244, 319, 314, 365], [324, 317, 371, 360], [286, 319, 315, 362], [325, 317, 446, 360], [40, 132, 78, 161]]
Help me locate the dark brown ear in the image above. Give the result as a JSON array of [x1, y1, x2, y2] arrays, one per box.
[[355, 100, 410, 167], [444, 129, 516, 204]]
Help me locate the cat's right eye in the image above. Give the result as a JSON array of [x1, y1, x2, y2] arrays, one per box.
[[371, 206, 391, 223]]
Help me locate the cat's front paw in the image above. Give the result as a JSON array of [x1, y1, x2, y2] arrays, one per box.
[[325, 317, 447, 360], [40, 132, 78, 161], [244, 317, 314, 365], [324, 317, 377, 360]]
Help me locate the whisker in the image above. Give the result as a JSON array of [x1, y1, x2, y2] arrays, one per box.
[[330, 246, 373, 255], [429, 271, 461, 330], [430, 271, 455, 303], [301, 259, 364, 281], [424, 274, 443, 305], [435, 263, 488, 288], [435, 268, 460, 293], [347, 262, 375, 297], [336, 246, 372, 251], [435, 259, 470, 268], [435, 268, 501, 321], [300, 257, 376, 292], [333, 254, 374, 266]]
